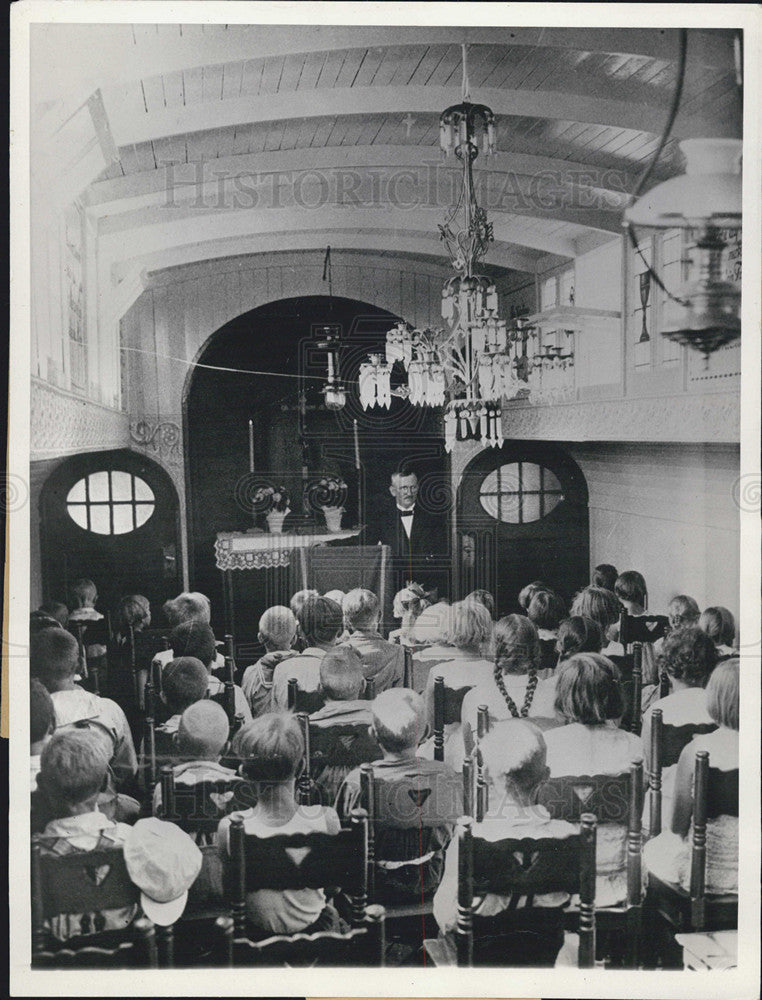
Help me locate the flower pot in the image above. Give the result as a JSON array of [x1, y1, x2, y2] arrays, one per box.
[[322, 506, 344, 533], [266, 509, 290, 534]]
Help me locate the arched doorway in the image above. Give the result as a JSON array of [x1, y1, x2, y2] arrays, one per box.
[[184, 295, 448, 642], [39, 449, 182, 619], [457, 441, 589, 615]]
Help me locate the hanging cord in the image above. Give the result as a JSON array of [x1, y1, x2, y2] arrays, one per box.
[[322, 245, 333, 308], [624, 29, 690, 307]]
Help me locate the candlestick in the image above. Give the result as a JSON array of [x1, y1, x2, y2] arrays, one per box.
[[353, 418, 360, 470], [248, 419, 254, 473]]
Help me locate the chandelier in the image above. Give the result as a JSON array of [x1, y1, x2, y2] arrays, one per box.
[[359, 45, 519, 452]]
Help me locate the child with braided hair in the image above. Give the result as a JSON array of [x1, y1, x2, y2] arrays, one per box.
[[461, 615, 559, 755]]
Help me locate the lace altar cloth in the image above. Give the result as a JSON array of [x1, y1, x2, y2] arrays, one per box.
[[214, 528, 362, 571]]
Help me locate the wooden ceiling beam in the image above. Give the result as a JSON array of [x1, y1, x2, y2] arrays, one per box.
[[31, 25, 736, 108], [113, 230, 543, 283], [102, 82, 734, 148]]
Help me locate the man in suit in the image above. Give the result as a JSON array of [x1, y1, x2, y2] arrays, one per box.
[[369, 469, 449, 599]]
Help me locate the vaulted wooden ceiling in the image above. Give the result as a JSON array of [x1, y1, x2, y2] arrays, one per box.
[[32, 24, 742, 285]]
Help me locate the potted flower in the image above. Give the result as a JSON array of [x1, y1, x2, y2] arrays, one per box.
[[253, 485, 291, 534], [312, 475, 347, 533]]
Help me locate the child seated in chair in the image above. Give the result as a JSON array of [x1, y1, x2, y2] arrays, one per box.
[[271, 596, 344, 712], [33, 728, 139, 942], [310, 647, 373, 728], [241, 606, 299, 718], [433, 719, 578, 966], [152, 700, 237, 820], [309, 647, 379, 804], [216, 714, 343, 937], [340, 589, 404, 693], [154, 656, 211, 749], [643, 658, 739, 895], [31, 679, 56, 791], [170, 621, 252, 725], [610, 570, 658, 683], [32, 627, 137, 787], [67, 579, 109, 682], [336, 688, 460, 903], [151, 592, 226, 678]]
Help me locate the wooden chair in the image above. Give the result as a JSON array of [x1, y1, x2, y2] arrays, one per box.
[[213, 906, 386, 967], [659, 670, 671, 699], [425, 813, 598, 967], [645, 751, 738, 966], [216, 809, 385, 966], [617, 643, 644, 735], [619, 611, 670, 650], [647, 708, 718, 837], [431, 675, 473, 763], [139, 681, 158, 806], [31, 842, 166, 967], [157, 765, 257, 836], [537, 761, 645, 967], [403, 645, 413, 689], [286, 677, 325, 715], [307, 721, 382, 806], [460, 704, 491, 820], [358, 761, 462, 922]]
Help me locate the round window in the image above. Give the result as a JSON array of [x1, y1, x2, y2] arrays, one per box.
[[479, 463, 563, 524], [66, 471, 155, 535]]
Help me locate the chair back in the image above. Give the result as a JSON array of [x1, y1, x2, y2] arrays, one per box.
[[539, 762, 644, 909], [225, 634, 236, 677], [538, 769, 634, 825], [213, 906, 386, 967], [359, 762, 462, 902], [359, 762, 462, 832], [659, 671, 670, 699], [648, 709, 719, 836], [140, 685, 157, 799], [158, 765, 257, 834], [455, 814, 597, 967], [432, 676, 472, 762], [619, 612, 669, 650], [32, 917, 158, 969], [615, 646, 644, 734], [32, 843, 137, 932], [286, 677, 325, 715], [310, 724, 381, 776], [227, 808, 370, 934], [688, 760, 738, 930], [706, 767, 739, 819], [403, 646, 413, 689]]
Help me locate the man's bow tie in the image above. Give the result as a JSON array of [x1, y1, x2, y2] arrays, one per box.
[[399, 509, 414, 518]]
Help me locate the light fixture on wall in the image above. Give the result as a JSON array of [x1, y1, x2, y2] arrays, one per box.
[[359, 44, 517, 451], [623, 28, 743, 359]]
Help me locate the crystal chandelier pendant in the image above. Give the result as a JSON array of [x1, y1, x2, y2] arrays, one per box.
[[361, 44, 510, 448]]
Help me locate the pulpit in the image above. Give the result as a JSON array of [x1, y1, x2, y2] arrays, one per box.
[[214, 529, 393, 636]]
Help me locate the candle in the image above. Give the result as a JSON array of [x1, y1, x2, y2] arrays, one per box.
[[353, 418, 360, 470], [248, 419, 254, 473]]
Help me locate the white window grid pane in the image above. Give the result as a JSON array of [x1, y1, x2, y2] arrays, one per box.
[[67, 480, 86, 503], [135, 504, 154, 529], [133, 476, 155, 502], [87, 471, 110, 502], [89, 506, 111, 535], [112, 505, 135, 535], [110, 471, 134, 503]]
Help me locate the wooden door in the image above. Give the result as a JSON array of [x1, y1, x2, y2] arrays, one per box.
[[457, 441, 589, 616], [39, 449, 181, 619]]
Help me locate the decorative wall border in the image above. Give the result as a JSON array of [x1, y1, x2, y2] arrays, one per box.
[[500, 391, 739, 444], [31, 377, 129, 460]]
